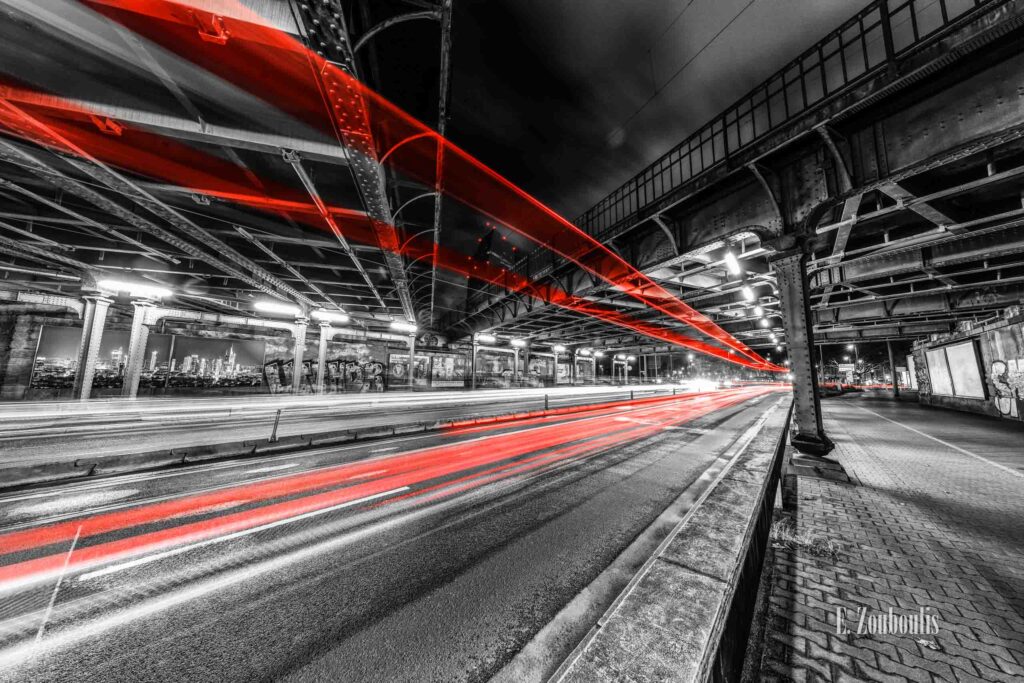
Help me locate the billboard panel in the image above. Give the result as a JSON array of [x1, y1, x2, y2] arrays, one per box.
[[945, 341, 985, 399], [925, 348, 955, 397], [430, 353, 466, 388]]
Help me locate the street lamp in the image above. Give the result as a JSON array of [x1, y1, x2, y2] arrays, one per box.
[[724, 251, 742, 276], [475, 333, 497, 344], [846, 343, 860, 365]]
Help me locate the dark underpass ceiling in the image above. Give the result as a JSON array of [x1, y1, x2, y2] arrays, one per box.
[[0, 0, 1022, 367]]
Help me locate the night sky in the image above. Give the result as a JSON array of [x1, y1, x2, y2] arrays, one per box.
[[447, 0, 857, 218]]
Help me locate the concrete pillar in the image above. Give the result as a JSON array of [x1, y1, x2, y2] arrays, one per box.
[[513, 348, 520, 385], [316, 322, 331, 393], [122, 300, 155, 399], [73, 295, 112, 400], [887, 340, 900, 398], [773, 251, 834, 456], [292, 317, 308, 394]]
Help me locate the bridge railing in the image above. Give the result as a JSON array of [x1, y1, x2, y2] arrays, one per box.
[[449, 0, 1007, 330], [574, 0, 1000, 241]]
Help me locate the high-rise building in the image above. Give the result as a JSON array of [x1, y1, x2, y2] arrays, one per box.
[[149, 350, 159, 372], [198, 358, 208, 376], [170, 358, 177, 372]]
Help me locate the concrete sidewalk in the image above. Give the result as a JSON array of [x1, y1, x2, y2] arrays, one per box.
[[760, 392, 1024, 682]]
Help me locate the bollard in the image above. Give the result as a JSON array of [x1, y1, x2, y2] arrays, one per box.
[[672, 387, 677, 396], [269, 408, 282, 443], [630, 390, 634, 401], [544, 394, 549, 411]]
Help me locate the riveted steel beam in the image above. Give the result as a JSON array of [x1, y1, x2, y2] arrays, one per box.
[[291, 0, 416, 322]]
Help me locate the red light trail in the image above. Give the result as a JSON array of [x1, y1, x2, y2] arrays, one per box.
[[0, 387, 783, 589], [59, 0, 776, 369], [0, 86, 783, 370]]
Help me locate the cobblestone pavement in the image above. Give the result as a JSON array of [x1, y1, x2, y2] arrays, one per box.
[[760, 393, 1024, 682]]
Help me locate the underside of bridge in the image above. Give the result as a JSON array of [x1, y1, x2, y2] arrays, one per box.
[[0, 0, 1022, 439]]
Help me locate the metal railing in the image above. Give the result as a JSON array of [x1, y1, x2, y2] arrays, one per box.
[[454, 0, 1007, 327], [574, 0, 997, 241]]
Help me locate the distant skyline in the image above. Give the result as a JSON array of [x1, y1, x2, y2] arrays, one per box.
[[170, 337, 264, 367], [35, 326, 264, 368]]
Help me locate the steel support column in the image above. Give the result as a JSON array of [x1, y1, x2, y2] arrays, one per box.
[[887, 340, 901, 398], [316, 322, 331, 394], [73, 295, 112, 400], [522, 343, 531, 386], [773, 252, 834, 455], [122, 300, 155, 399], [292, 318, 308, 394], [408, 334, 417, 389], [471, 341, 478, 390]]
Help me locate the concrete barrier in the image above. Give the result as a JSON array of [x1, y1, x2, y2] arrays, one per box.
[[0, 389, 698, 490], [555, 399, 792, 683]]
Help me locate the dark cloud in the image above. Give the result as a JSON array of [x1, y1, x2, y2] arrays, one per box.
[[449, 0, 857, 219]]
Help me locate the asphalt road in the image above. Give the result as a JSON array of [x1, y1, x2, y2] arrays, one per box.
[[0, 385, 786, 682]]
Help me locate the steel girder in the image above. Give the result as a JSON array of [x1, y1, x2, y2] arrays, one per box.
[[291, 0, 416, 322]]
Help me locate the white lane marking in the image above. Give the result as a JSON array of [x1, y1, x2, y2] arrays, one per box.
[[0, 430, 439, 503], [856, 406, 1024, 479], [243, 464, 299, 475], [77, 486, 410, 582], [369, 446, 397, 454], [7, 490, 138, 518], [611, 417, 685, 430], [35, 525, 81, 643], [346, 469, 387, 480]]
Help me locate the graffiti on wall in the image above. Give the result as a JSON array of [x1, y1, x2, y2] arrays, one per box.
[[336, 360, 385, 392], [991, 359, 1024, 418]]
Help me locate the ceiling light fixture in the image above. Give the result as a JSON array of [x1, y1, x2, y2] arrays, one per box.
[[390, 320, 417, 334], [97, 279, 171, 299], [255, 300, 301, 317]]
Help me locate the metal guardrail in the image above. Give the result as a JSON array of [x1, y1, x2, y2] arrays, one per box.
[[0, 386, 683, 441], [456, 0, 1008, 323]]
